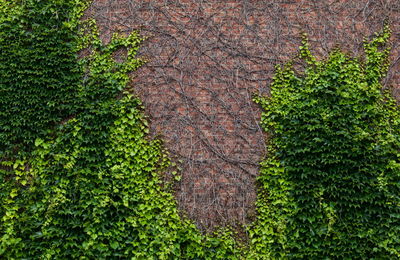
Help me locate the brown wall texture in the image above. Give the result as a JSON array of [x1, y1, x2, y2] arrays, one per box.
[[87, 0, 400, 231]]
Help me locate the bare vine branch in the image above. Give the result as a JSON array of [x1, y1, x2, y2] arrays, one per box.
[[87, 0, 400, 231]]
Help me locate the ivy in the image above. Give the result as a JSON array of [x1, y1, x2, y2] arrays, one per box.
[[2, 0, 399, 258], [250, 25, 400, 258], [0, 0, 241, 258], [0, 0, 89, 157]]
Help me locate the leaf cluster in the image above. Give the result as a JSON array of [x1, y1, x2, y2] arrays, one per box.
[[0, 0, 90, 157], [250, 25, 400, 258]]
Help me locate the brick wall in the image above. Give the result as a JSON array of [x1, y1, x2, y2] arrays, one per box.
[[88, 0, 400, 231]]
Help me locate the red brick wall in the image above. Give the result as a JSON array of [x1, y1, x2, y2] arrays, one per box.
[[87, 0, 400, 231]]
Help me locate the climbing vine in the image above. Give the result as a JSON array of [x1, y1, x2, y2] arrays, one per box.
[[1, 0, 399, 259], [0, 0, 89, 157], [0, 0, 240, 258], [251, 25, 400, 258]]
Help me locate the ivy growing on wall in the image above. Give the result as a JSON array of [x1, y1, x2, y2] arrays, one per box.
[[0, 0, 241, 258], [0, 0, 89, 157], [251, 25, 400, 258], [1, 0, 399, 259]]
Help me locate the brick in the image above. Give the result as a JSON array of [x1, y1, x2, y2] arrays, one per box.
[[87, 0, 400, 231]]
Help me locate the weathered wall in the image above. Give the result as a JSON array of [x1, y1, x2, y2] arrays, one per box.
[[88, 0, 400, 231]]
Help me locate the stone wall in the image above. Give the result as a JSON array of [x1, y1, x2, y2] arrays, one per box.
[[88, 0, 400, 231]]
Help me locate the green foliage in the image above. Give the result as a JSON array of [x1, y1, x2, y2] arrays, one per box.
[[0, 94, 240, 258], [250, 26, 400, 258], [0, 0, 90, 157], [4, 0, 398, 258], [0, 1, 242, 258]]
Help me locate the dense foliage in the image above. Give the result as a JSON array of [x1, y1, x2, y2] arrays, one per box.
[[251, 26, 400, 258], [0, 0, 241, 258], [1, 0, 399, 258], [0, 0, 88, 157]]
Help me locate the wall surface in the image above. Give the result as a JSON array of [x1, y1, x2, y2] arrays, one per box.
[[88, 0, 400, 231]]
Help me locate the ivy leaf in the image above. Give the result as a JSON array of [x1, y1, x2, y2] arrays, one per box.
[[34, 138, 44, 147]]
